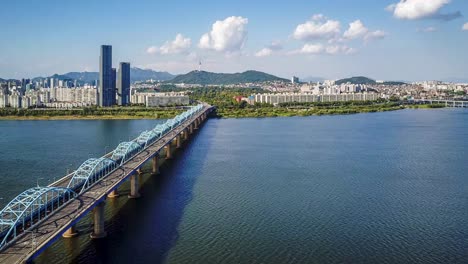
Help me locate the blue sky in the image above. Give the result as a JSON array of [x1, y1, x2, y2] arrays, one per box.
[[0, 0, 467, 81]]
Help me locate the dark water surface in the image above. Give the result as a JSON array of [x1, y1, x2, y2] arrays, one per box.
[[0, 109, 467, 264]]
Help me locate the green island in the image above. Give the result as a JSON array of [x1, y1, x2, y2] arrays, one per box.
[[0, 87, 446, 120]]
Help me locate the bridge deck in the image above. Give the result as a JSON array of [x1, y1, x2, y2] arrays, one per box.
[[0, 106, 211, 264]]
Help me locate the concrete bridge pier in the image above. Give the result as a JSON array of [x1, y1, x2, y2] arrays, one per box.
[[90, 202, 107, 239], [62, 225, 78, 238], [128, 174, 141, 199], [108, 189, 119, 198], [189, 124, 194, 134], [183, 129, 188, 140], [165, 144, 172, 159], [176, 134, 181, 148], [194, 118, 199, 129], [152, 155, 159, 175]]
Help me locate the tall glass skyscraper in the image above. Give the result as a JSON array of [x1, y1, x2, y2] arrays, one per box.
[[117, 62, 131, 106], [99, 45, 115, 107]]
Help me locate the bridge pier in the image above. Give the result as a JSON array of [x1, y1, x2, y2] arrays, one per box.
[[189, 124, 194, 134], [165, 144, 172, 159], [152, 155, 159, 175], [194, 118, 199, 129], [183, 129, 188, 140], [176, 134, 181, 148], [128, 174, 141, 199], [62, 225, 78, 238], [90, 202, 107, 239], [108, 189, 119, 198]]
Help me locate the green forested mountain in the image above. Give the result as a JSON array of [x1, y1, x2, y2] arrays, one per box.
[[168, 70, 288, 85]]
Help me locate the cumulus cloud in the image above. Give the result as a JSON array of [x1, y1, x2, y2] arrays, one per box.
[[255, 48, 273, 57], [146, 46, 158, 55], [254, 41, 283, 57], [299, 43, 324, 54], [198, 16, 248, 53], [344, 20, 369, 39], [463, 23, 468, 31], [146, 34, 191, 55], [326, 45, 356, 55], [364, 30, 387, 41], [387, 0, 460, 21], [293, 16, 341, 41], [343, 20, 386, 41], [291, 44, 355, 55]]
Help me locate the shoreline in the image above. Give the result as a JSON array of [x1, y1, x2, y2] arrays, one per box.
[[0, 105, 447, 120], [0, 115, 169, 121]]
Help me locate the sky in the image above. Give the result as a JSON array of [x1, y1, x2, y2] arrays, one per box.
[[0, 0, 467, 81]]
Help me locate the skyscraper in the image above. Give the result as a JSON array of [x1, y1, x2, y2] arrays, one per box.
[[117, 62, 130, 106], [99, 45, 115, 107], [111, 68, 116, 105]]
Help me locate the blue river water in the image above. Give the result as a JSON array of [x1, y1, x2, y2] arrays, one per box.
[[0, 109, 467, 264]]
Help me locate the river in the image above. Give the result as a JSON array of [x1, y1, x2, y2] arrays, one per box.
[[0, 109, 467, 264]]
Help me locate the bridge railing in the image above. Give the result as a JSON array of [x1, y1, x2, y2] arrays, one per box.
[[0, 187, 76, 249]]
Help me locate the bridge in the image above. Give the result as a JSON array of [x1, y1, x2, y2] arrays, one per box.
[[411, 99, 468, 108], [0, 103, 213, 263]]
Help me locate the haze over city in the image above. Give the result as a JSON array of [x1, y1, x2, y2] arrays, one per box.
[[1, 0, 467, 81]]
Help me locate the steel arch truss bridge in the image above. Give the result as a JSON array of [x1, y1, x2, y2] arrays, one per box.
[[111, 142, 143, 166], [67, 158, 118, 194], [0, 104, 210, 259], [0, 187, 76, 249]]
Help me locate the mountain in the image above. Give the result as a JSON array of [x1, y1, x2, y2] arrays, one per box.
[[168, 70, 289, 85], [32, 68, 174, 84], [336, 76, 376, 85], [130, 68, 174, 82]]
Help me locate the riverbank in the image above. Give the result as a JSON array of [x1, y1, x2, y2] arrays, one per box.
[[0, 103, 446, 120], [213, 103, 433, 118], [0, 107, 184, 120]]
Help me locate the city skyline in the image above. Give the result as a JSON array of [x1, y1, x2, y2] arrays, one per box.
[[0, 0, 467, 81]]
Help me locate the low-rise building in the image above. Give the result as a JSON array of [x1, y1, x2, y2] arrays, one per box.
[[131, 92, 189, 107]]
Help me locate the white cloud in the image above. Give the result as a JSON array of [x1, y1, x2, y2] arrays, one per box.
[[293, 16, 341, 41], [291, 44, 355, 55], [298, 43, 325, 54], [364, 30, 387, 41], [344, 20, 369, 39], [343, 20, 386, 42], [146, 34, 191, 55], [255, 41, 284, 57], [312, 14, 326, 21], [463, 23, 468, 31], [387, 0, 452, 20], [326, 45, 356, 55], [146, 46, 158, 55], [255, 48, 273, 57], [198, 16, 248, 53]]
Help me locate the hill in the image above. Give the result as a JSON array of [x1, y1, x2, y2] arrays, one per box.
[[336, 76, 376, 85], [168, 70, 288, 85]]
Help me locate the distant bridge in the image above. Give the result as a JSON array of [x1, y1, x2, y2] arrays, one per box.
[[411, 99, 467, 108], [0, 103, 213, 263]]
